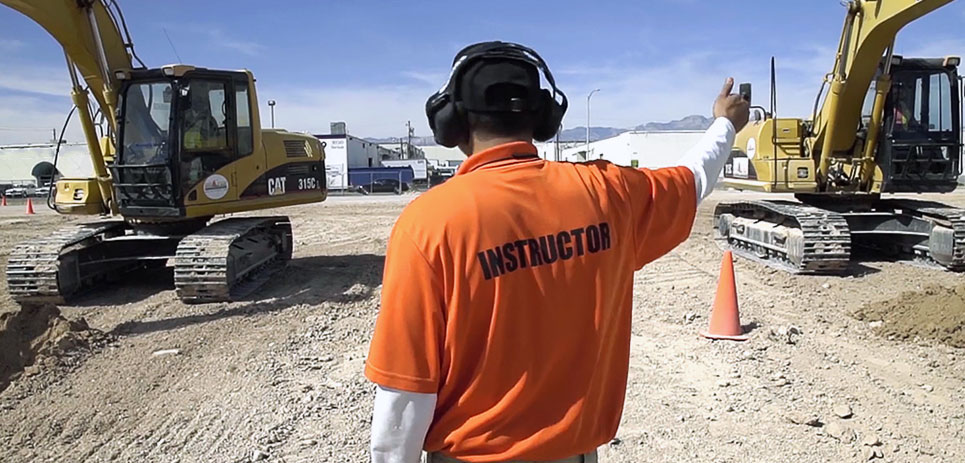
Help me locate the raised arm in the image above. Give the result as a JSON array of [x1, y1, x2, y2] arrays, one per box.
[[679, 78, 749, 203]]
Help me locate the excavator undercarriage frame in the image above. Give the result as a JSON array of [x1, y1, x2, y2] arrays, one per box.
[[715, 197, 965, 274]]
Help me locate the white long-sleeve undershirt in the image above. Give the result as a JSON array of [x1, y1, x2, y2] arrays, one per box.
[[680, 117, 737, 205], [371, 386, 436, 463], [369, 118, 737, 463]]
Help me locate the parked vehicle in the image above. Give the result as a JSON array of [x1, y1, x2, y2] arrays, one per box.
[[33, 186, 52, 197], [4, 187, 30, 198], [358, 178, 410, 194]]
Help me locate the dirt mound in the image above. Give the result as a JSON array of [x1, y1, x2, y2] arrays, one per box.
[[0, 304, 103, 393], [855, 284, 965, 348]]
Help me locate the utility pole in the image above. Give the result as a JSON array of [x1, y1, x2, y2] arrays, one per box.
[[586, 88, 600, 160], [554, 123, 562, 162], [405, 120, 414, 159]]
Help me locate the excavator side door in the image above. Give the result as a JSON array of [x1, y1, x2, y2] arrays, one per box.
[[178, 72, 259, 209]]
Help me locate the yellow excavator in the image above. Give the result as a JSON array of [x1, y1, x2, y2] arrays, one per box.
[[3, 0, 327, 304], [717, 0, 964, 273]]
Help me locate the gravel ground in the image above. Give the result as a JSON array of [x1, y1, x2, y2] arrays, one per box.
[[1, 191, 964, 462]]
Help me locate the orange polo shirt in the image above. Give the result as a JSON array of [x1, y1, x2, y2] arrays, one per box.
[[365, 141, 697, 462]]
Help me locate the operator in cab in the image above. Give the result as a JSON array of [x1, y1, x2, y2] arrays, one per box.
[[366, 41, 750, 463], [182, 83, 223, 151], [180, 82, 226, 187]]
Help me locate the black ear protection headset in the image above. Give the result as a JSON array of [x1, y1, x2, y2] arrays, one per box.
[[425, 41, 568, 148]]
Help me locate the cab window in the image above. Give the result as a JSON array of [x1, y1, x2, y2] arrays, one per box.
[[236, 85, 253, 157], [181, 80, 229, 152], [179, 79, 233, 190], [890, 71, 956, 140]]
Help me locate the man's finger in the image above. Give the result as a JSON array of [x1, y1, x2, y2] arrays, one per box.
[[720, 77, 734, 97]]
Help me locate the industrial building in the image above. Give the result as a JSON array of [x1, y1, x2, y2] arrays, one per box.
[[561, 130, 706, 168], [0, 143, 94, 189]]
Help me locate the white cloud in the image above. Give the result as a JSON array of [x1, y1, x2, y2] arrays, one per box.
[[0, 44, 858, 145], [256, 82, 436, 137], [241, 47, 839, 140], [556, 48, 832, 130], [899, 37, 965, 61], [0, 64, 71, 96], [401, 71, 447, 87], [0, 95, 81, 145], [205, 28, 265, 56], [0, 38, 24, 52]]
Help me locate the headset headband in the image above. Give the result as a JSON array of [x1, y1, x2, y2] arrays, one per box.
[[426, 41, 568, 146], [430, 41, 568, 112]]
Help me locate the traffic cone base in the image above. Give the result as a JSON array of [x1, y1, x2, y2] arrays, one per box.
[[699, 250, 749, 341]]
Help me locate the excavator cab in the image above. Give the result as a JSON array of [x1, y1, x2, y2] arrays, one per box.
[[875, 58, 961, 193], [112, 67, 253, 218]]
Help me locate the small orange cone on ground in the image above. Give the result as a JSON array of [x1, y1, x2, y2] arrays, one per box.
[[700, 251, 749, 341], [1, 195, 6, 206], [25, 198, 35, 215]]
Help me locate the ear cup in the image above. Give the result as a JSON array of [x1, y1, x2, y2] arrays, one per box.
[[431, 100, 469, 148], [532, 89, 565, 142]]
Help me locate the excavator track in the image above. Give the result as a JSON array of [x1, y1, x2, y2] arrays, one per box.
[[863, 200, 965, 271], [714, 200, 852, 274], [174, 217, 293, 304], [6, 221, 129, 304]]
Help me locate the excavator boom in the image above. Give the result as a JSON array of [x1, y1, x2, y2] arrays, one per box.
[[2, 0, 134, 123], [813, 0, 955, 159], [2, 0, 140, 213]]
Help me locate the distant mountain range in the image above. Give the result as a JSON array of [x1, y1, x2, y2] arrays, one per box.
[[634, 114, 714, 132], [362, 115, 714, 145]]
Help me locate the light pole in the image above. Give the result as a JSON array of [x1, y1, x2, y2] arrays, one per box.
[[586, 89, 600, 160], [267, 99, 276, 128]]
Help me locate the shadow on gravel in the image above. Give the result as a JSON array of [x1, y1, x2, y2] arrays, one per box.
[[740, 321, 761, 335], [109, 254, 385, 337], [845, 262, 880, 277], [69, 266, 175, 307]]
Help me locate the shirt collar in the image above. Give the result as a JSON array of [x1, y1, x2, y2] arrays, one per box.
[[456, 141, 540, 176]]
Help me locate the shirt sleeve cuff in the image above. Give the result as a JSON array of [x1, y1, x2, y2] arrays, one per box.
[[365, 362, 439, 394]]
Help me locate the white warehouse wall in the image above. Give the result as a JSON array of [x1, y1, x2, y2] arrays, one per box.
[[0, 143, 95, 183], [561, 131, 706, 168]]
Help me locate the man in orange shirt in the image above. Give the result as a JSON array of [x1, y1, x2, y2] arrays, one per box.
[[366, 41, 749, 463]]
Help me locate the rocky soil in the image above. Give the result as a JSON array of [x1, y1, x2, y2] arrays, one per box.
[[0, 191, 964, 462]]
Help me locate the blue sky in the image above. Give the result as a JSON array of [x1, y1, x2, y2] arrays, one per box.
[[2, 0, 965, 144]]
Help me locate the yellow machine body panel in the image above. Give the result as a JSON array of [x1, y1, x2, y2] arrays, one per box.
[[723, 118, 819, 193], [54, 178, 106, 215], [181, 130, 327, 218]]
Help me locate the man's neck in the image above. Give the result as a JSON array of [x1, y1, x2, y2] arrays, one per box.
[[466, 135, 532, 156]]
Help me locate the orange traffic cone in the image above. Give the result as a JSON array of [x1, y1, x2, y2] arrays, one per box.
[[1, 195, 6, 206], [25, 198, 35, 215], [700, 251, 749, 341]]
